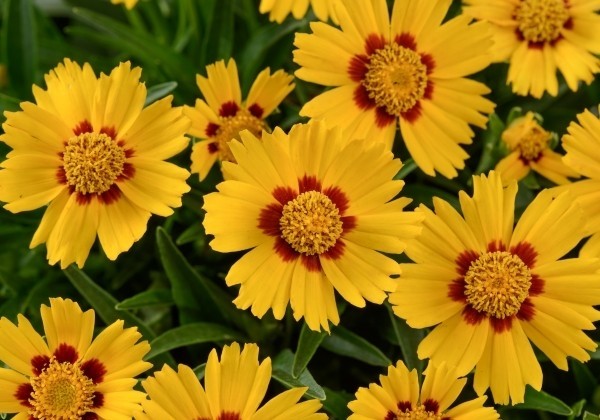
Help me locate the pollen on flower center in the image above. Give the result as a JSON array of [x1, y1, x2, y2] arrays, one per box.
[[395, 404, 442, 420], [215, 109, 266, 162], [363, 43, 428, 116], [514, 0, 570, 43], [63, 132, 126, 195], [279, 190, 343, 256], [30, 358, 95, 419], [464, 251, 532, 319], [515, 125, 550, 161]]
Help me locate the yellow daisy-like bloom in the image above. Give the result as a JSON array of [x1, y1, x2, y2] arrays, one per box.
[[203, 120, 423, 332], [553, 108, 600, 258], [137, 342, 325, 420], [348, 361, 499, 420], [0, 297, 151, 419], [390, 171, 600, 404], [0, 59, 191, 268], [495, 111, 578, 185], [462, 0, 600, 98], [184, 59, 294, 181], [259, 0, 339, 24], [293, 0, 495, 178], [110, 0, 138, 9]]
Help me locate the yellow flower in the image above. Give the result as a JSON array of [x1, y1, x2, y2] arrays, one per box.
[[184, 59, 294, 181], [553, 108, 600, 258], [348, 361, 499, 420], [110, 0, 139, 9], [495, 111, 578, 185], [0, 59, 191, 268], [390, 171, 600, 404], [293, 0, 495, 178], [203, 120, 423, 331], [462, 0, 600, 98], [137, 342, 325, 420], [0, 297, 151, 419], [259, 0, 339, 24]]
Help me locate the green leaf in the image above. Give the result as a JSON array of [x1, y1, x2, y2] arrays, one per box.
[[176, 223, 205, 246], [293, 323, 327, 378], [193, 363, 206, 380], [1, 0, 38, 98], [395, 158, 418, 180], [322, 387, 352, 420], [474, 112, 505, 175], [583, 412, 600, 420], [200, 0, 233, 63], [116, 289, 174, 310], [387, 305, 425, 372], [571, 360, 598, 399], [146, 322, 246, 359], [568, 399, 586, 420], [272, 349, 326, 400], [144, 81, 178, 106], [322, 326, 391, 367], [512, 387, 573, 416]]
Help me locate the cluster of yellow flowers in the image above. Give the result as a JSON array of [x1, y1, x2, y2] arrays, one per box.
[[2, 0, 600, 418]]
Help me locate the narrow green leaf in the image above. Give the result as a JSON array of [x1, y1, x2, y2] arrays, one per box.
[[116, 289, 174, 310], [322, 326, 391, 367], [512, 387, 573, 415], [193, 363, 206, 380], [395, 158, 417, 180], [201, 0, 233, 63], [144, 81, 178, 106], [322, 387, 352, 420], [146, 322, 246, 359], [474, 112, 505, 175], [387, 305, 425, 372], [571, 360, 598, 399], [2, 0, 38, 98], [272, 349, 326, 400], [568, 399, 586, 420], [63, 266, 155, 339], [293, 323, 327, 378], [176, 223, 205, 246], [583, 412, 600, 420]]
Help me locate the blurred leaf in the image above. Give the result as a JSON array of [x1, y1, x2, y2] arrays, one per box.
[[387, 305, 425, 372], [63, 266, 155, 338], [176, 223, 205, 246], [272, 349, 326, 400], [147, 322, 246, 359], [584, 412, 600, 420], [323, 387, 352, 420], [322, 326, 391, 367], [144, 81, 178, 106], [568, 400, 586, 420], [200, 0, 233, 63], [512, 387, 573, 415], [293, 323, 326, 378], [116, 289, 174, 310], [474, 113, 505, 174], [1, 0, 38, 98], [193, 363, 206, 380], [571, 360, 598, 399], [395, 158, 417, 180]]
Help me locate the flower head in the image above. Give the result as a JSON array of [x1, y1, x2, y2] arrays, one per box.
[[137, 342, 325, 420], [0, 297, 151, 419], [462, 0, 600, 98], [495, 111, 578, 185], [348, 361, 499, 420], [0, 59, 191, 268], [203, 120, 423, 331], [390, 171, 600, 404], [293, 0, 495, 178], [259, 0, 339, 24], [184, 59, 294, 181]]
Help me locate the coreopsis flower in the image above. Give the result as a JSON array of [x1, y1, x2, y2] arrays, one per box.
[[259, 0, 339, 24], [203, 120, 423, 331], [111, 0, 138, 9], [184, 59, 294, 181], [293, 0, 495, 178], [390, 171, 600, 404], [495, 111, 578, 185], [0, 59, 191, 268], [462, 0, 600, 98], [348, 361, 499, 420], [137, 342, 325, 420], [0, 297, 151, 419], [554, 108, 600, 257]]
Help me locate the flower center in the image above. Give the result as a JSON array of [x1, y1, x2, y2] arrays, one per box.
[[279, 191, 343, 256], [514, 0, 569, 43], [511, 123, 550, 161], [396, 404, 442, 420], [363, 43, 428, 116], [63, 132, 126, 195], [464, 251, 532, 319], [30, 358, 95, 419], [215, 109, 266, 162]]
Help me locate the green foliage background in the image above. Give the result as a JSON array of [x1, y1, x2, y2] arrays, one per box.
[[1, 0, 600, 419]]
